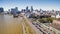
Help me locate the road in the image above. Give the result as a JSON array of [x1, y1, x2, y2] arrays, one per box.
[[22, 14, 58, 34], [22, 14, 43, 34], [26, 17, 57, 34]]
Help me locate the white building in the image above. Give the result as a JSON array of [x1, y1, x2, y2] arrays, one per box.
[[51, 13, 60, 18]]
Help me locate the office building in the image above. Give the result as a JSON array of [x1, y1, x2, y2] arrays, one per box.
[[31, 6, 33, 12], [0, 7, 4, 13], [26, 6, 29, 12], [11, 7, 19, 14]]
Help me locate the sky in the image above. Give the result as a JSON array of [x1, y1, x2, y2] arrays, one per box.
[[0, 0, 60, 11]]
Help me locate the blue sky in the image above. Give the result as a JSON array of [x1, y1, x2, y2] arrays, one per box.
[[0, 0, 60, 11]]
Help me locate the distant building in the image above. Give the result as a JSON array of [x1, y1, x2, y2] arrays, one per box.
[[21, 9, 25, 13], [15, 7, 18, 12], [26, 6, 28, 12], [11, 7, 19, 14], [32, 10, 40, 16], [30, 6, 33, 12], [11, 9, 15, 14], [29, 13, 35, 18], [40, 9, 42, 12], [0, 7, 4, 13], [51, 13, 60, 18]]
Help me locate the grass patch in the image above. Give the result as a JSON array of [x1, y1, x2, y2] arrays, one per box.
[[22, 17, 35, 34]]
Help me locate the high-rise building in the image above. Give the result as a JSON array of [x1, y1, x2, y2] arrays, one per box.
[[0, 7, 4, 13], [31, 6, 33, 12], [15, 7, 18, 12], [11, 7, 19, 14], [26, 6, 28, 12]]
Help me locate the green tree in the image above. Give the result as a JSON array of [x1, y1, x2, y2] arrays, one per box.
[[38, 19, 45, 23], [46, 18, 53, 23], [38, 18, 53, 23]]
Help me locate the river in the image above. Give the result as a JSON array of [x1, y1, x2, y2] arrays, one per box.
[[0, 15, 23, 34]]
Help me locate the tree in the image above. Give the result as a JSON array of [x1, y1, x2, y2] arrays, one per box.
[[38, 19, 45, 23], [38, 18, 53, 23], [46, 17, 53, 23]]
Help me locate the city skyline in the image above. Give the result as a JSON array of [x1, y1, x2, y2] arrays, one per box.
[[0, 0, 60, 11]]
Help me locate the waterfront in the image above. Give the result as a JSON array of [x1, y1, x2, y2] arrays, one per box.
[[0, 14, 59, 34], [0, 15, 23, 34]]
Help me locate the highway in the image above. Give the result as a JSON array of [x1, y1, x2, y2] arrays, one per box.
[[21, 14, 42, 34], [24, 16, 57, 34]]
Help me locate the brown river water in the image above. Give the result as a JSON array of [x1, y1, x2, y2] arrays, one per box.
[[0, 15, 23, 34]]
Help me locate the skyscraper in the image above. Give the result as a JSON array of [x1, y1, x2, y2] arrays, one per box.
[[26, 6, 28, 12], [0, 7, 4, 13], [31, 6, 33, 12], [15, 7, 18, 12]]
